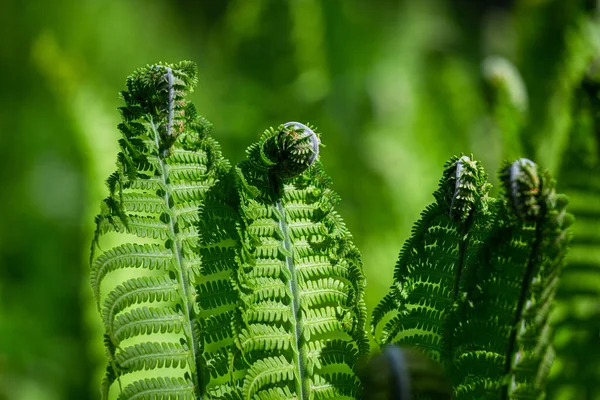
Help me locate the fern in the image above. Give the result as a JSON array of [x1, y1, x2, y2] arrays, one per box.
[[91, 60, 580, 400], [225, 122, 369, 399], [91, 62, 369, 399], [372, 157, 572, 399], [450, 159, 571, 399], [91, 61, 230, 399], [371, 155, 492, 355]]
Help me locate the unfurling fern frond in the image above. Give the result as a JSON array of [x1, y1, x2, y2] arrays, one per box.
[[91, 61, 230, 399], [371, 155, 492, 357], [91, 60, 577, 400], [372, 156, 572, 399], [449, 159, 572, 399], [228, 122, 369, 399]]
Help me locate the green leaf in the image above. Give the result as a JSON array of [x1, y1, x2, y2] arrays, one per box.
[[91, 61, 231, 399], [230, 123, 369, 399]]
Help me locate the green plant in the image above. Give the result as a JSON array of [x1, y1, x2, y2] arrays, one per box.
[[91, 61, 585, 400], [91, 61, 367, 399], [91, 61, 231, 398], [371, 156, 572, 399]]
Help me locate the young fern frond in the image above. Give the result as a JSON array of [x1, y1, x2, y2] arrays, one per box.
[[448, 159, 571, 399], [372, 157, 572, 399], [370, 155, 492, 359], [90, 62, 370, 399], [497, 160, 572, 399], [90, 60, 579, 400], [91, 61, 230, 399], [228, 123, 369, 399]]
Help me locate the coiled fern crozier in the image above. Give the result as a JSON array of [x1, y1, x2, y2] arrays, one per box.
[[91, 61, 578, 400]]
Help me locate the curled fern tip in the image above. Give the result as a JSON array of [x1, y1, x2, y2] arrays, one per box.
[[283, 121, 320, 164], [503, 158, 541, 221], [254, 121, 321, 180]]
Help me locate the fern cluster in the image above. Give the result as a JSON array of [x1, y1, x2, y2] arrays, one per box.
[[91, 62, 368, 399], [91, 60, 576, 400], [372, 156, 572, 399]]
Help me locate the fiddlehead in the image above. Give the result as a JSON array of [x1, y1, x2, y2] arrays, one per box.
[[502, 158, 541, 222], [91, 61, 230, 399], [497, 160, 572, 399]]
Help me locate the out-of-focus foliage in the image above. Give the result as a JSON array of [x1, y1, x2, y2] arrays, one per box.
[[0, 0, 598, 399]]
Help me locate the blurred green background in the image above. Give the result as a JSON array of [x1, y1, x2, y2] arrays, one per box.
[[1, 0, 599, 399]]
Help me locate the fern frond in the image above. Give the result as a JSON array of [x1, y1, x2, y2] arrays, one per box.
[[371, 155, 492, 363], [91, 243, 173, 305], [96, 213, 170, 239], [91, 61, 231, 399], [372, 156, 572, 399], [311, 372, 361, 399], [229, 123, 368, 399], [101, 276, 180, 341], [116, 341, 190, 371], [449, 159, 572, 399], [306, 340, 359, 374], [112, 307, 185, 344], [242, 356, 295, 400], [197, 279, 238, 309]]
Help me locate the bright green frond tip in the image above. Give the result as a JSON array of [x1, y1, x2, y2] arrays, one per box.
[[226, 121, 368, 399]]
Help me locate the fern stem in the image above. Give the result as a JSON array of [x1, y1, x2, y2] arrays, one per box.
[[150, 115, 203, 399], [276, 199, 307, 400], [500, 219, 543, 399], [166, 67, 175, 140], [442, 223, 469, 376], [452, 232, 468, 300]]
